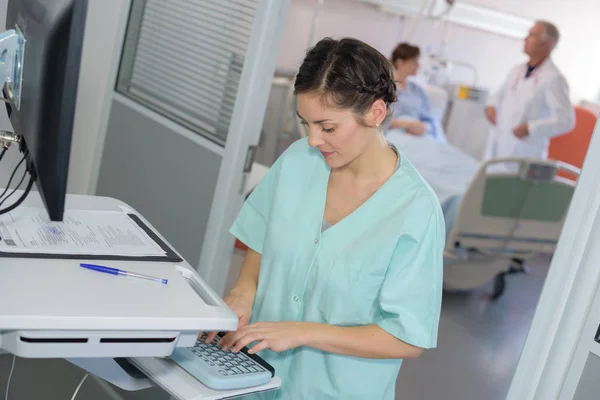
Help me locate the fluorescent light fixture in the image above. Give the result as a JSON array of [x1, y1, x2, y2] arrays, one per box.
[[363, 0, 534, 39], [443, 2, 533, 39]]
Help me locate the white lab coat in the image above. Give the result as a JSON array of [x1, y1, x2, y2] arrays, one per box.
[[484, 59, 575, 164]]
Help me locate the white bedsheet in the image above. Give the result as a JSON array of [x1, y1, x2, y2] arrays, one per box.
[[387, 129, 480, 204], [386, 129, 480, 233]]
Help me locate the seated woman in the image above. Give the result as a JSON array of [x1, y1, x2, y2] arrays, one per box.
[[388, 43, 444, 142]]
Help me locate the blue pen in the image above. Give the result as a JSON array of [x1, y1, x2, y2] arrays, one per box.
[[80, 263, 168, 284]]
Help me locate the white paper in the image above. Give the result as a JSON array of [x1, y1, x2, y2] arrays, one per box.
[[0, 207, 167, 256]]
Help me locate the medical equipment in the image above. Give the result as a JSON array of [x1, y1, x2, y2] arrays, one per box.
[[443, 157, 579, 298], [169, 333, 275, 391], [0, 0, 281, 398], [442, 84, 492, 160], [385, 131, 579, 298]]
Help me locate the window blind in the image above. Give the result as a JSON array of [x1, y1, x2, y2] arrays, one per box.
[[116, 0, 259, 146]]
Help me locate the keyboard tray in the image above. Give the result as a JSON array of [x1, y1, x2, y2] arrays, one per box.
[[129, 356, 281, 400]]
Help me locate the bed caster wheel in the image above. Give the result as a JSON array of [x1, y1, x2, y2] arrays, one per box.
[[491, 272, 506, 300]]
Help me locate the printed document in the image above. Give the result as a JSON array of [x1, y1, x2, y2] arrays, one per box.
[[0, 207, 166, 256]]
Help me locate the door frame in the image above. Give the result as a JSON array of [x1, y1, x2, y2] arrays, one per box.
[[192, 0, 291, 295], [507, 119, 600, 399]]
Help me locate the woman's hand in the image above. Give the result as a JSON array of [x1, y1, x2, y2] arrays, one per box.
[[218, 322, 311, 354], [202, 288, 254, 344], [390, 119, 426, 136], [404, 121, 426, 136]]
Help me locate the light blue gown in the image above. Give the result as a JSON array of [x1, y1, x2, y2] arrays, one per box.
[[230, 137, 445, 399], [390, 80, 445, 142]]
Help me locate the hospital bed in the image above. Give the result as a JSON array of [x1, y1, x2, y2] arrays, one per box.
[[443, 157, 579, 296], [386, 131, 580, 298]]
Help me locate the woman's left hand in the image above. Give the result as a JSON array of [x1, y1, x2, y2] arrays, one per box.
[[218, 322, 311, 354]]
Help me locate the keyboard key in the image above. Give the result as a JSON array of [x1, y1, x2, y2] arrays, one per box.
[[168, 333, 274, 391], [238, 366, 249, 373]]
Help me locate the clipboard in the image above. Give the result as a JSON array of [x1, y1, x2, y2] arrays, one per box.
[[0, 213, 183, 262]]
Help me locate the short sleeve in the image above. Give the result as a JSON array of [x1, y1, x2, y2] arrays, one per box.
[[377, 208, 445, 349], [229, 157, 282, 254]]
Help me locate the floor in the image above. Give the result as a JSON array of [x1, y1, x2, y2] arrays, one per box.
[[227, 251, 550, 400], [396, 256, 549, 400]]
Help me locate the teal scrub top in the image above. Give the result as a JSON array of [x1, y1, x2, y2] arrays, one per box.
[[230, 137, 445, 400]]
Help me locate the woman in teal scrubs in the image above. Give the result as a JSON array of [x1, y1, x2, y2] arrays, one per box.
[[207, 37, 445, 399]]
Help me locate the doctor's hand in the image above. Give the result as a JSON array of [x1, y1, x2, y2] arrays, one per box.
[[218, 322, 310, 354], [202, 289, 254, 344], [485, 106, 497, 125], [512, 123, 529, 139]]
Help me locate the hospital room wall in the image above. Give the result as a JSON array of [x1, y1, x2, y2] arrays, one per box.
[[276, 0, 521, 96], [276, 0, 406, 74], [277, 0, 600, 104]]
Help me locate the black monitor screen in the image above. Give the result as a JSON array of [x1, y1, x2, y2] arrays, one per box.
[[4, 0, 88, 221]]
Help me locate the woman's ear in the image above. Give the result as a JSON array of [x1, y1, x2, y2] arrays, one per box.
[[367, 99, 387, 127]]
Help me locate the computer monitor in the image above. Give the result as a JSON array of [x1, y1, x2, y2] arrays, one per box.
[[2, 0, 88, 221]]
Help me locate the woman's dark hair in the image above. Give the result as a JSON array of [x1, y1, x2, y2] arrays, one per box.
[[294, 37, 397, 125], [391, 43, 420, 64]]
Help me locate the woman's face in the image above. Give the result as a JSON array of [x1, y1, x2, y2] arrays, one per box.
[[394, 57, 420, 77], [296, 92, 379, 169]]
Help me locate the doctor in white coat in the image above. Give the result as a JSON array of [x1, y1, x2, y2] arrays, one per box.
[[484, 20, 574, 166]]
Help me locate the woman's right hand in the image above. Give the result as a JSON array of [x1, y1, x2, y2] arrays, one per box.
[[203, 289, 254, 344], [391, 119, 426, 135], [404, 121, 426, 136]]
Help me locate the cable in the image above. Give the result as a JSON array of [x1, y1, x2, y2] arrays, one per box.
[[0, 152, 27, 201], [4, 355, 15, 400], [70, 373, 89, 400], [0, 147, 8, 164], [0, 166, 28, 208], [0, 173, 34, 216]]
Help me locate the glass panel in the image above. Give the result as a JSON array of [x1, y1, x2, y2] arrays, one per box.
[[116, 0, 258, 146]]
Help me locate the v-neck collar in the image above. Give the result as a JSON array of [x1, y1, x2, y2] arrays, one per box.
[[318, 144, 402, 239]]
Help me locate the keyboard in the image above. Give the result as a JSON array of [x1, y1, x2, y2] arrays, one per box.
[[169, 332, 275, 391]]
